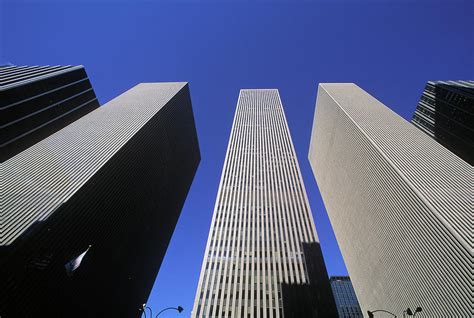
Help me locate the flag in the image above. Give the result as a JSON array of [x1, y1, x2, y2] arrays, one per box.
[[65, 245, 91, 277]]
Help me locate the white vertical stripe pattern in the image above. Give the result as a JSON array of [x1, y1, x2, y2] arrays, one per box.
[[1, 83, 187, 245], [309, 83, 473, 317], [192, 89, 319, 318]]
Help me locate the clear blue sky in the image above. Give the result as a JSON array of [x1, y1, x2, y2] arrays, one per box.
[[2, 0, 473, 316]]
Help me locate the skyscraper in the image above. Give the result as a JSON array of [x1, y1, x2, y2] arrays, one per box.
[[308, 83, 472, 316], [411, 80, 473, 165], [192, 89, 336, 318], [0, 65, 100, 162], [1, 83, 200, 317], [330, 276, 363, 318]]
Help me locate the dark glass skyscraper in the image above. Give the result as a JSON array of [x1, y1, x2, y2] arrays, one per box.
[[1, 83, 200, 317], [411, 80, 473, 165], [330, 276, 363, 318], [0, 65, 100, 162]]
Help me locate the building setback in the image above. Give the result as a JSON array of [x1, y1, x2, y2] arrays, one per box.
[[192, 89, 336, 318], [330, 276, 363, 318], [1, 83, 200, 317], [308, 83, 472, 317], [0, 65, 100, 162], [411, 80, 473, 165]]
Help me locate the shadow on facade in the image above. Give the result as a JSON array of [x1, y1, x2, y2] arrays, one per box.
[[0, 86, 200, 318], [281, 242, 338, 318]]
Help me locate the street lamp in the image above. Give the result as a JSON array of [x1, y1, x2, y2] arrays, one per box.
[[140, 304, 183, 317], [405, 307, 423, 317], [367, 310, 397, 318], [368, 307, 422, 318], [156, 306, 184, 317], [140, 303, 153, 318]]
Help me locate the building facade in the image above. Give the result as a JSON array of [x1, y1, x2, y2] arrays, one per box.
[[0, 65, 100, 162], [330, 276, 363, 318], [411, 80, 473, 165], [1, 83, 200, 317], [192, 89, 336, 318], [308, 83, 472, 317]]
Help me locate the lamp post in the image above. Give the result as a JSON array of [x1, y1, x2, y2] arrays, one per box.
[[368, 307, 422, 318], [140, 304, 153, 318], [139, 304, 183, 317], [405, 307, 423, 317], [156, 306, 184, 317], [367, 309, 397, 318]]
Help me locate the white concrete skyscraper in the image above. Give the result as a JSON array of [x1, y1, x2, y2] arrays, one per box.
[[192, 89, 336, 318], [308, 83, 472, 317]]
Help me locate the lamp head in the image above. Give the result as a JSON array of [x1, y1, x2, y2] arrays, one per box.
[[406, 308, 413, 315], [367, 311, 374, 318], [415, 307, 422, 313], [177, 306, 184, 313]]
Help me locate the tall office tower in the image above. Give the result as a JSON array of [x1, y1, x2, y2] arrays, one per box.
[[330, 276, 363, 318], [411, 80, 473, 165], [192, 89, 336, 318], [0, 65, 100, 162], [308, 83, 472, 316], [1, 83, 200, 317]]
